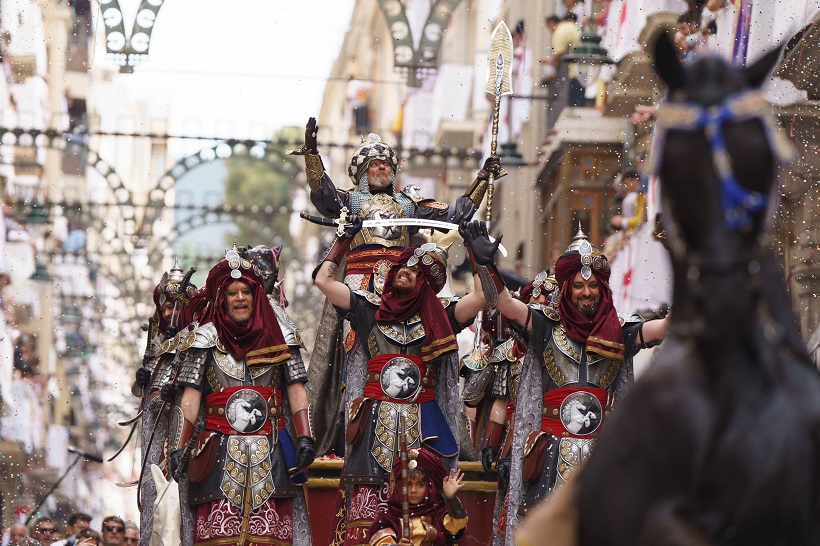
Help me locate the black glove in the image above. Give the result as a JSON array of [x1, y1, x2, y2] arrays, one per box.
[[342, 215, 363, 240], [480, 445, 497, 475], [497, 457, 511, 489], [293, 436, 316, 474], [135, 367, 152, 389], [160, 383, 178, 404], [305, 117, 319, 153], [169, 448, 185, 481], [165, 324, 178, 338], [450, 195, 478, 225], [476, 155, 501, 181], [459, 220, 502, 266]]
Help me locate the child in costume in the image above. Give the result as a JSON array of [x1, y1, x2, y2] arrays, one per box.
[[368, 448, 469, 545]]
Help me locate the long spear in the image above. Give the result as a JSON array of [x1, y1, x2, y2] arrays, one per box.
[[484, 21, 514, 227]]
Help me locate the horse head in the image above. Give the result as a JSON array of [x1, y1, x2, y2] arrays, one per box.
[[652, 35, 793, 340], [150, 464, 181, 546]]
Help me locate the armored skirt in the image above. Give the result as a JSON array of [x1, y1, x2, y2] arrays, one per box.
[[177, 323, 312, 546], [503, 306, 642, 544], [328, 291, 466, 546]]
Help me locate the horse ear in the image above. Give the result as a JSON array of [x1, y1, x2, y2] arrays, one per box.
[[744, 46, 783, 88], [652, 32, 685, 92], [150, 463, 167, 489]]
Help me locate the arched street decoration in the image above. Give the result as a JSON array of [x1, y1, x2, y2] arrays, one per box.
[[0, 127, 138, 239], [142, 208, 282, 262], [377, 0, 462, 85], [137, 139, 302, 241], [99, 0, 165, 73]]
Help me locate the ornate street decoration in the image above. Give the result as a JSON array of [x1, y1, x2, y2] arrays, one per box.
[[377, 0, 462, 86], [100, 0, 165, 73]]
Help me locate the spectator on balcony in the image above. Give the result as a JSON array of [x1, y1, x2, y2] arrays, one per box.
[[609, 171, 645, 233], [558, 0, 589, 28], [674, 12, 699, 62], [542, 14, 585, 105]]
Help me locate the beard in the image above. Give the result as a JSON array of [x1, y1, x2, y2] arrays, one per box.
[[362, 171, 394, 191], [576, 300, 599, 318]]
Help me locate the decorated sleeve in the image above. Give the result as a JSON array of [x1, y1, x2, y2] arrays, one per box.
[[442, 513, 469, 538], [309, 173, 351, 217], [528, 306, 549, 355]]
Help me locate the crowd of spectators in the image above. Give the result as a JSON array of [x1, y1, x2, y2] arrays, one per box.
[[1, 513, 135, 546]]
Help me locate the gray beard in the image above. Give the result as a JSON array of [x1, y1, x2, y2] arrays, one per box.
[[360, 171, 394, 193]]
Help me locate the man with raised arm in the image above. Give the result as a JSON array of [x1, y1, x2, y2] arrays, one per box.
[[314, 218, 485, 546], [460, 221, 668, 540], [293, 117, 501, 456]]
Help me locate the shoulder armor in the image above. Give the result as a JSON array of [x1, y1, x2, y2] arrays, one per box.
[[352, 289, 381, 307], [618, 313, 642, 326], [532, 303, 560, 322], [192, 322, 218, 348], [269, 296, 305, 348], [438, 296, 458, 308], [401, 185, 426, 204]]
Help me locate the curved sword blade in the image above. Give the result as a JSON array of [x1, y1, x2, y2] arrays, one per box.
[[118, 409, 143, 426], [107, 421, 139, 462]]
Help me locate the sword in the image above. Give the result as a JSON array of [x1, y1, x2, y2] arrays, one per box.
[[109, 316, 158, 461], [300, 211, 508, 257], [484, 21, 514, 228]]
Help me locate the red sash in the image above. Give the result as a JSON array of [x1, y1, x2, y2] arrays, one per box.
[[204, 386, 283, 435], [540, 386, 609, 439], [363, 354, 435, 403]]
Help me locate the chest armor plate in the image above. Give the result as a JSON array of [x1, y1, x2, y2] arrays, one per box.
[[544, 323, 621, 389], [351, 193, 410, 248], [206, 348, 280, 392], [370, 317, 426, 356]]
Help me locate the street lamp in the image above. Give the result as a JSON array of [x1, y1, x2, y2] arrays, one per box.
[[25, 202, 52, 282]]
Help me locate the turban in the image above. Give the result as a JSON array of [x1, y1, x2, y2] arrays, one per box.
[[554, 236, 624, 360], [200, 248, 290, 367]]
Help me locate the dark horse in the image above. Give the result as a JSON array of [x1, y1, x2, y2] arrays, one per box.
[[572, 37, 820, 545]]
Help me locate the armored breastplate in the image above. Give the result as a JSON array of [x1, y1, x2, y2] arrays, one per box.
[[369, 315, 426, 356], [204, 346, 281, 512], [350, 192, 410, 248], [543, 323, 621, 389], [205, 346, 280, 392]]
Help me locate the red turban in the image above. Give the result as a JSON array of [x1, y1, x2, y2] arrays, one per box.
[[368, 448, 450, 539], [375, 246, 457, 364], [200, 253, 290, 367], [554, 250, 625, 360]]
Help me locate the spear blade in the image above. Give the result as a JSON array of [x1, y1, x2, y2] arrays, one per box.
[[484, 21, 514, 97]]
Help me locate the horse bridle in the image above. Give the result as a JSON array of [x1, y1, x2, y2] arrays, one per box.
[[648, 89, 795, 232]]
